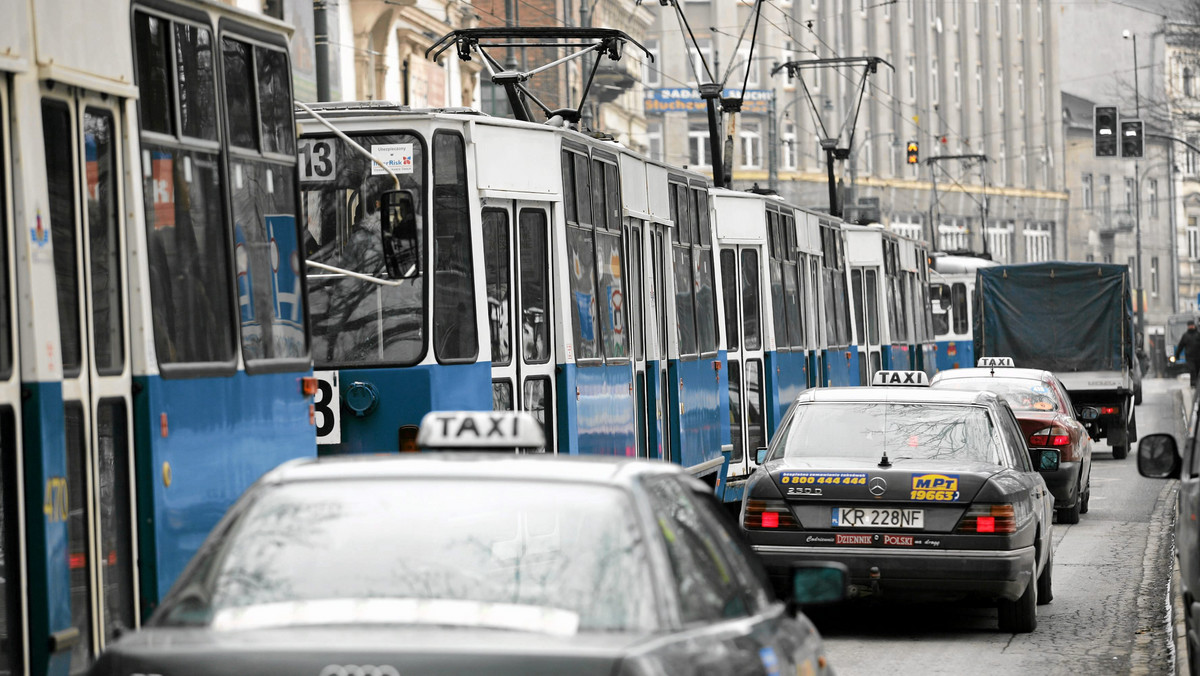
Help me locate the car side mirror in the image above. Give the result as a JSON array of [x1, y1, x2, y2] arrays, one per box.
[[1137, 433, 1182, 479], [381, 189, 420, 279], [791, 562, 848, 607], [1033, 448, 1060, 472], [756, 447, 769, 464], [1076, 406, 1100, 421]]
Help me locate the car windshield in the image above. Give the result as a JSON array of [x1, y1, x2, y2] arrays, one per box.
[[935, 377, 1060, 412], [772, 402, 1003, 464], [155, 479, 657, 634]]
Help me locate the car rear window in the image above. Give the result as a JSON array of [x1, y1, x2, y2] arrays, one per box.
[[771, 402, 1004, 464], [155, 480, 656, 633], [934, 377, 1060, 412]]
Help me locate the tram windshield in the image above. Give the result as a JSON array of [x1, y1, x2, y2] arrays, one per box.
[[300, 133, 426, 366]]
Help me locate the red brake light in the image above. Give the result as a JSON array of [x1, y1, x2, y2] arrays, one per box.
[[744, 499, 800, 530], [957, 504, 1017, 534], [977, 516, 996, 533], [1100, 406, 1119, 415], [1029, 426, 1071, 447]]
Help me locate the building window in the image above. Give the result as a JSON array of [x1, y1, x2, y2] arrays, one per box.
[[783, 42, 796, 90], [1038, 73, 1045, 114], [1037, 1, 1044, 40], [994, 0, 1002, 34], [908, 56, 916, 101], [1186, 67, 1194, 98], [1082, 173, 1093, 209], [953, 61, 961, 105], [1103, 254, 1113, 264], [739, 122, 762, 169], [974, 0, 981, 32], [952, 1, 959, 28], [1149, 179, 1158, 218], [689, 39, 712, 85], [1020, 146, 1028, 186], [1188, 135, 1200, 176], [644, 39, 660, 87], [987, 220, 1015, 263], [734, 46, 758, 88], [1101, 174, 1112, 212], [999, 142, 1008, 179], [996, 68, 1004, 111], [1016, 3, 1023, 38], [1086, 253, 1095, 262], [1151, 256, 1159, 297], [1016, 70, 1024, 113], [907, 0, 914, 21], [688, 123, 710, 167], [1024, 222, 1052, 262], [1124, 177, 1135, 211], [782, 121, 797, 170], [975, 64, 983, 105], [931, 58, 939, 104], [1189, 216, 1200, 260], [647, 122, 662, 162]]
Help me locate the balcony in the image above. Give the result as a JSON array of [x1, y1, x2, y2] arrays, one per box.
[[1098, 207, 1135, 235]]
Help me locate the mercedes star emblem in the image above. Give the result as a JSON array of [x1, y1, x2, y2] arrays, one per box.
[[868, 477, 887, 497]]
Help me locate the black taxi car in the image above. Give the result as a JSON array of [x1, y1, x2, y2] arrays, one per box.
[[90, 412, 843, 676], [740, 371, 1059, 633]]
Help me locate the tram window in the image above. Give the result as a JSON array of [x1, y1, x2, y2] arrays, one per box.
[[134, 13, 174, 136], [951, 282, 969, 335], [628, 224, 644, 361], [590, 161, 605, 234], [674, 243, 697, 356], [42, 100, 82, 378], [574, 154, 591, 226], [432, 131, 478, 362], [785, 263, 803, 349], [605, 163, 621, 231], [770, 251, 787, 351], [865, 269, 880, 346], [741, 249, 761, 351], [796, 260, 809, 349], [561, 152, 577, 224], [693, 188, 711, 247], [523, 377, 552, 453], [728, 360, 743, 462], [221, 38, 258, 150], [0, 94, 10, 381], [97, 400, 134, 641], [302, 133, 425, 367], [694, 251, 717, 355], [930, 283, 950, 336], [65, 404, 93, 670], [492, 380, 513, 411], [746, 359, 766, 454], [174, 23, 217, 141], [518, 210, 550, 364], [721, 250, 738, 352], [256, 46, 294, 155], [567, 226, 600, 361], [86, 109, 126, 376], [595, 229, 628, 359], [850, 269, 864, 346], [0, 407, 17, 674], [482, 209, 511, 366]]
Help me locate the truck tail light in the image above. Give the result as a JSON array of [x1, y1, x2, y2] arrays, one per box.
[[744, 499, 800, 530], [956, 504, 1017, 534], [1100, 406, 1119, 415]]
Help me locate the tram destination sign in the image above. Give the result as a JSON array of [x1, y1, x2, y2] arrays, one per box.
[[644, 88, 772, 114]]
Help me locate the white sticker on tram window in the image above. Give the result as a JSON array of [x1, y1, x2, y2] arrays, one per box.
[[298, 138, 337, 182], [183, 156, 193, 184], [371, 143, 414, 176], [314, 370, 341, 445]]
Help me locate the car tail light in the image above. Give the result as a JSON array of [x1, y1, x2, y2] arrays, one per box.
[[1100, 406, 1119, 415], [744, 499, 800, 530], [957, 504, 1017, 534], [1029, 425, 1071, 447]]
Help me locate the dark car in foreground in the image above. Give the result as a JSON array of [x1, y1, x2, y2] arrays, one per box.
[[931, 360, 1097, 524], [91, 412, 843, 676], [741, 371, 1059, 633], [1137, 402, 1200, 675]]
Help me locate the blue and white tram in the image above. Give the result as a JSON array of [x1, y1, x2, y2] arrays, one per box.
[[1, 1, 317, 673], [297, 104, 729, 489], [928, 252, 998, 371]]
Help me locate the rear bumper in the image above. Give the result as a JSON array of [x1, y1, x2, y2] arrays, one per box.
[[753, 543, 1034, 602], [1038, 460, 1081, 507]]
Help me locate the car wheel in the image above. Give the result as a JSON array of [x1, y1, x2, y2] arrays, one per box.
[[998, 565, 1038, 632], [1056, 500, 1081, 525], [1036, 548, 1053, 605], [1112, 443, 1129, 460]]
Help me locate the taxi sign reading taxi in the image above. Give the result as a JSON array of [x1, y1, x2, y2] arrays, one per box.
[[977, 357, 1015, 368], [417, 411, 546, 449], [870, 370, 930, 386]]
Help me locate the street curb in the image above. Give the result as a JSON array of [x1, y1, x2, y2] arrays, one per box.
[[1175, 381, 1191, 675]]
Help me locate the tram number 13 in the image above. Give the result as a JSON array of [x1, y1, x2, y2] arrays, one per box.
[[314, 370, 342, 445], [299, 139, 337, 183]]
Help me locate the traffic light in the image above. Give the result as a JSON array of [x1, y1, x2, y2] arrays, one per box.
[[1094, 105, 1117, 157], [906, 141, 919, 164], [1121, 119, 1144, 158]]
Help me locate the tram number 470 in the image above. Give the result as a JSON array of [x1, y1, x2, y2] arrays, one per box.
[[44, 477, 68, 523]]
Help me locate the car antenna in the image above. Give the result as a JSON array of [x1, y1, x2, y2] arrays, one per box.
[[878, 450, 892, 468]]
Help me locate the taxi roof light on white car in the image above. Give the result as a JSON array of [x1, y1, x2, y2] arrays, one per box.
[[870, 370, 930, 387], [977, 357, 1015, 368], [418, 411, 546, 449]]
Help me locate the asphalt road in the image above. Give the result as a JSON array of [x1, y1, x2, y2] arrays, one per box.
[[813, 376, 1188, 676]]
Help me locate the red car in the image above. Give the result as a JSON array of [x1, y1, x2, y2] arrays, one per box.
[[931, 364, 1096, 524]]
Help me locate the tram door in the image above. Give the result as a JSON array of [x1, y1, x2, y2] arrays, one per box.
[[851, 266, 883, 379], [483, 201, 556, 450], [41, 93, 137, 668], [645, 223, 671, 461], [720, 246, 766, 479], [626, 221, 650, 459]]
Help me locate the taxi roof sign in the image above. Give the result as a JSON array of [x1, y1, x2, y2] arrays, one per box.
[[418, 411, 546, 449], [870, 370, 930, 386], [977, 357, 1015, 368]]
